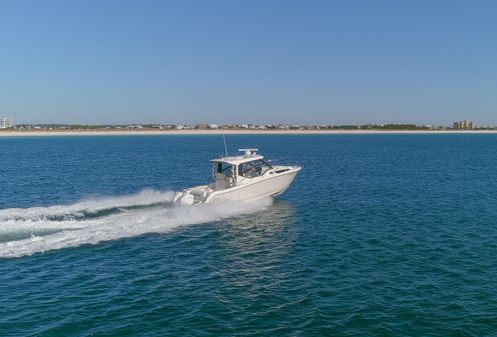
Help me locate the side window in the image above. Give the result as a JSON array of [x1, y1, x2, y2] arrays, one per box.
[[217, 163, 233, 177]]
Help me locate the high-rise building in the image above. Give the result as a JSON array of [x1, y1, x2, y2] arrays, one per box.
[[453, 120, 474, 130]]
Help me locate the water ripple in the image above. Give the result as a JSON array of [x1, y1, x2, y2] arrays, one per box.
[[3, 135, 497, 336]]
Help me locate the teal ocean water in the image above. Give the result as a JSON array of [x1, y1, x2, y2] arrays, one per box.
[[2, 134, 497, 336]]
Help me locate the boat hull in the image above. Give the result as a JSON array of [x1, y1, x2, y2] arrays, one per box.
[[207, 168, 300, 203], [174, 166, 301, 205]]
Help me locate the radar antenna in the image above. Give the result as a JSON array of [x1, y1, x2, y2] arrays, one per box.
[[238, 148, 258, 156]]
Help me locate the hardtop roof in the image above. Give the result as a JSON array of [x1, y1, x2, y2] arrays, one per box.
[[210, 154, 264, 166]]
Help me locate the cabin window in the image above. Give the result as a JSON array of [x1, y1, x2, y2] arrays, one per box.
[[238, 160, 272, 178], [216, 163, 234, 177]]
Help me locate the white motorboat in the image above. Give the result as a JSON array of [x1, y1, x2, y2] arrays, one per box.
[[173, 148, 301, 205]]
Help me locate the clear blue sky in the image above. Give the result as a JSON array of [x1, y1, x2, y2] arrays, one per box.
[[1, 0, 497, 125]]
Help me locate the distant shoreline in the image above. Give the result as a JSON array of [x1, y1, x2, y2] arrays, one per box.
[[1, 129, 497, 137]]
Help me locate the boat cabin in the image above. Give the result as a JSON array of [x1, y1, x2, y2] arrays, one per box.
[[210, 149, 273, 190]]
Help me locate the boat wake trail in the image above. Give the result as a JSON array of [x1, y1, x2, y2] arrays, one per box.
[[0, 189, 272, 259]]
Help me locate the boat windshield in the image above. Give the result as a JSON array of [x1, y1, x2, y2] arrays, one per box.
[[238, 160, 272, 178]]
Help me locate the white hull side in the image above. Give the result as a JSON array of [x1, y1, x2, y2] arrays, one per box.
[[206, 169, 299, 203]]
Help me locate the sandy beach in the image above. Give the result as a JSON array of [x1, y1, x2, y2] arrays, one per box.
[[1, 129, 497, 137]]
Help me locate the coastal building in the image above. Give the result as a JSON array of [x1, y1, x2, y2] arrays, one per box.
[[0, 117, 13, 129], [453, 120, 474, 130], [126, 124, 143, 129]]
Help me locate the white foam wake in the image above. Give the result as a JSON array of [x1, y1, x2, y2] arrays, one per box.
[[0, 190, 272, 258], [0, 189, 175, 221]]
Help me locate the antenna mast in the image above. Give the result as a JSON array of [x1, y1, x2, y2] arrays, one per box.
[[222, 134, 228, 157]]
